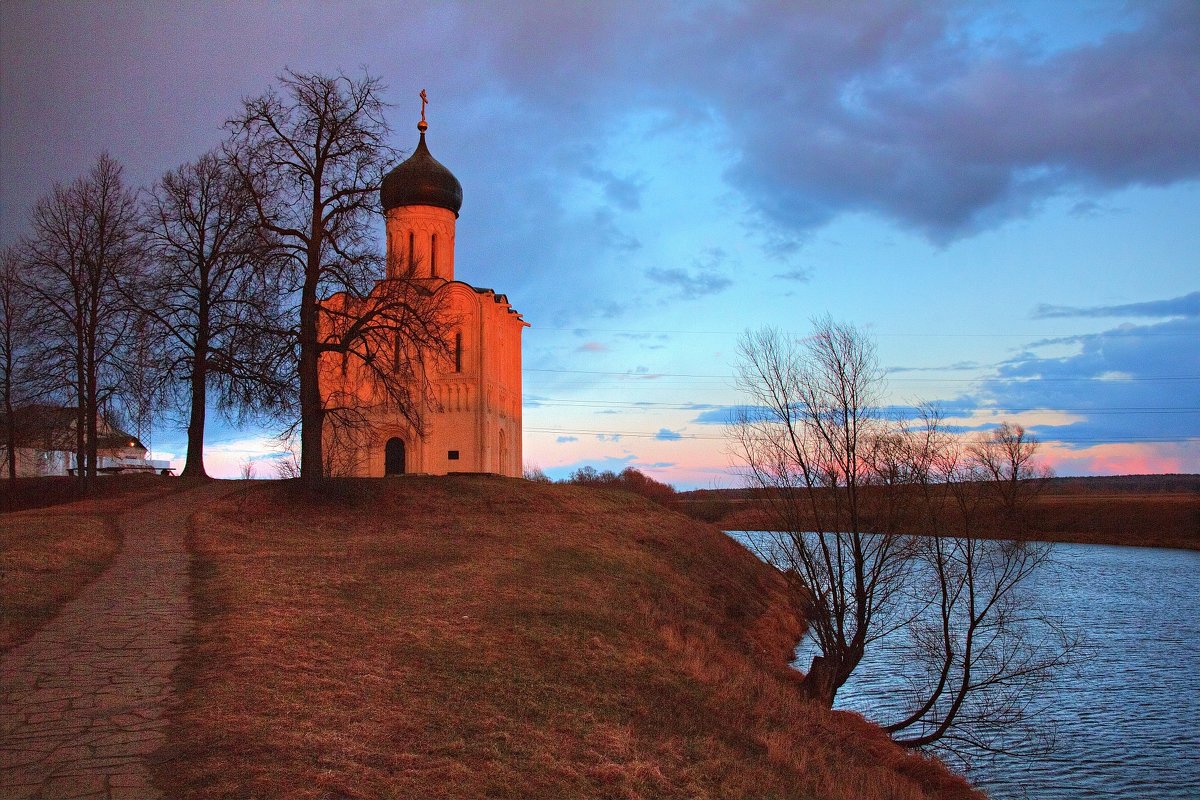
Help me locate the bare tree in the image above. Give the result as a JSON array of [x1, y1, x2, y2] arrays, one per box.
[[733, 322, 1076, 767], [226, 69, 448, 488], [877, 413, 1077, 767], [21, 154, 146, 488], [969, 421, 1051, 524], [318, 259, 453, 477], [0, 248, 42, 484], [139, 150, 291, 479], [733, 320, 911, 705]]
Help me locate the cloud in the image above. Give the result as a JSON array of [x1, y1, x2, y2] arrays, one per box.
[[596, 433, 622, 442], [556, 435, 578, 443], [654, 428, 683, 441], [656, 1, 1200, 241], [1033, 291, 1200, 319], [646, 247, 736, 300], [772, 268, 812, 282], [577, 160, 646, 211], [1037, 441, 1199, 476], [890, 360, 986, 373], [646, 267, 732, 300], [577, 341, 609, 353], [5, 3, 1199, 254], [955, 309, 1200, 447], [692, 405, 771, 425]]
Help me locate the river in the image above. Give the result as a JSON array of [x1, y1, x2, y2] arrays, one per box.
[[727, 533, 1200, 799]]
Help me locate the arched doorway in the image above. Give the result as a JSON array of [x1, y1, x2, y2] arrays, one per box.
[[385, 438, 406, 476]]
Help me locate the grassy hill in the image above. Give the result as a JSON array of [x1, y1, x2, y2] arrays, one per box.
[[153, 476, 979, 799]]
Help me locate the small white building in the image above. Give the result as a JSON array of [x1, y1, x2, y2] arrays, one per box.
[[0, 405, 172, 476]]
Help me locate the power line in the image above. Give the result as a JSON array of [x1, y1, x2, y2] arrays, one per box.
[[528, 327, 1200, 338], [525, 367, 1200, 382], [525, 426, 1199, 445], [525, 397, 1200, 414]]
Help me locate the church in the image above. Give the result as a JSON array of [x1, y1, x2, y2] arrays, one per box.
[[319, 103, 527, 478]]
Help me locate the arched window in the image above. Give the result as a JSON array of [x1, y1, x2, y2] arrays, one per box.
[[408, 231, 415, 269], [431, 233, 438, 276], [454, 330, 463, 372], [498, 428, 507, 474]]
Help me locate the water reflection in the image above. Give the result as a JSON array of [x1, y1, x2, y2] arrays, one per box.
[[728, 533, 1200, 800]]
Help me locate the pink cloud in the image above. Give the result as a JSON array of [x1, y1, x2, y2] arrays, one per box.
[[1039, 442, 1199, 477]]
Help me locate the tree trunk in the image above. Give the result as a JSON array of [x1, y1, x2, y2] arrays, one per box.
[[85, 357, 98, 486], [181, 359, 209, 478], [4, 393, 15, 487], [298, 265, 323, 490], [800, 655, 839, 707], [181, 292, 210, 479]]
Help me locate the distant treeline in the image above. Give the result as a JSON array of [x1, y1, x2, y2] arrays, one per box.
[[673, 474, 1200, 550]]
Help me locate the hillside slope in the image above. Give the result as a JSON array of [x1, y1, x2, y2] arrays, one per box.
[[158, 477, 980, 799]]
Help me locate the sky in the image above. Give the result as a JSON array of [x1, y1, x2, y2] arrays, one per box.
[[1, 0, 1197, 486]]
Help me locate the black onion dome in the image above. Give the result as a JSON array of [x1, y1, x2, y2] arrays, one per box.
[[380, 129, 463, 215]]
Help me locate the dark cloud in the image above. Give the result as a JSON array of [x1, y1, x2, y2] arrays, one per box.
[[576, 160, 646, 212], [713, 2, 1200, 240], [645, 266, 733, 299], [890, 360, 986, 373], [1033, 291, 1200, 319], [966, 312, 1200, 444], [591, 207, 642, 253], [646, 247, 735, 300], [692, 405, 771, 425], [772, 268, 812, 282], [5, 1, 1196, 266]]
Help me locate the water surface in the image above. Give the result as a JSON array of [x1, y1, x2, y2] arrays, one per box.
[[728, 533, 1200, 799]]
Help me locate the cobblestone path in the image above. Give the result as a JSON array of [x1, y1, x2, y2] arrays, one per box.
[[1, 482, 236, 799]]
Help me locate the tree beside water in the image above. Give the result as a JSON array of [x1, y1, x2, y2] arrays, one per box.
[[732, 318, 1078, 767]]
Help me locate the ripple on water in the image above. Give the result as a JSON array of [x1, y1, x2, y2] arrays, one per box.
[[728, 535, 1200, 800]]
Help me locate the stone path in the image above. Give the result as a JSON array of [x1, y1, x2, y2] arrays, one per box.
[[1, 482, 235, 800]]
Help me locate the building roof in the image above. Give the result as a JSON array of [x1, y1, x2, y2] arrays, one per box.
[[0, 404, 146, 451], [380, 126, 463, 215]]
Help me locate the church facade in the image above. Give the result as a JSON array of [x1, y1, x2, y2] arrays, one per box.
[[319, 112, 527, 478]]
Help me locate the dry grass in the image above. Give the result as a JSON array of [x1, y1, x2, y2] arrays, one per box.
[[0, 475, 189, 652], [694, 476, 1200, 551], [1031, 491, 1199, 549], [158, 476, 980, 799]]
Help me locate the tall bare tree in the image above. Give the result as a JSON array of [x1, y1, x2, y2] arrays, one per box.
[[0, 248, 40, 484], [226, 69, 448, 488], [734, 319, 911, 704], [140, 151, 291, 478], [733, 321, 1075, 766], [21, 154, 145, 487]]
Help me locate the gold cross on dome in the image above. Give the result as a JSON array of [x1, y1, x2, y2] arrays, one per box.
[[420, 89, 428, 123]]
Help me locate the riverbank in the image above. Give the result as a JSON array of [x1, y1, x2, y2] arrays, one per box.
[[151, 476, 978, 799], [680, 474, 1200, 550]]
